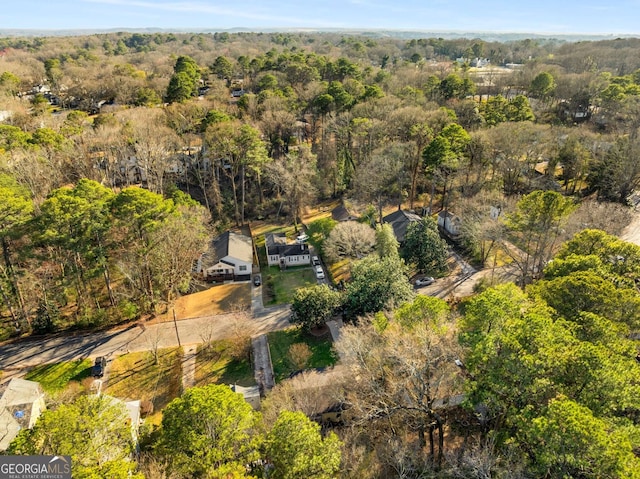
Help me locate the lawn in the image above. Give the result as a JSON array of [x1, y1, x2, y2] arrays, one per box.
[[263, 266, 318, 305], [106, 347, 182, 424], [24, 359, 93, 393], [195, 338, 255, 388], [268, 328, 338, 382], [252, 218, 340, 305], [328, 257, 352, 285]]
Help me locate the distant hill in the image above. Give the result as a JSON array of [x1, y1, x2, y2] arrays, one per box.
[[0, 27, 633, 42]]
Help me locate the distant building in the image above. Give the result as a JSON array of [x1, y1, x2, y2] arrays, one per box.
[[0, 378, 46, 451], [490, 205, 503, 221], [331, 203, 358, 222]]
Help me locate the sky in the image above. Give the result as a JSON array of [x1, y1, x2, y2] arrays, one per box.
[[2, 0, 640, 35]]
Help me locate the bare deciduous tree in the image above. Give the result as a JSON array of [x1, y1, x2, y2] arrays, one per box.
[[288, 342, 312, 370], [335, 308, 462, 466], [145, 327, 165, 365], [323, 221, 376, 263], [265, 145, 317, 227]]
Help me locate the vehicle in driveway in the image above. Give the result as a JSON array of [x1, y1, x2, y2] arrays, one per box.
[[312, 255, 320, 266], [92, 356, 107, 378], [414, 276, 435, 287], [315, 265, 325, 280], [295, 233, 309, 244], [253, 274, 261, 286]]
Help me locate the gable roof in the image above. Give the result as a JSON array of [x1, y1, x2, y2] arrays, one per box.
[[331, 203, 357, 222], [265, 233, 309, 257], [383, 209, 422, 242], [265, 232, 287, 252], [202, 231, 253, 270]]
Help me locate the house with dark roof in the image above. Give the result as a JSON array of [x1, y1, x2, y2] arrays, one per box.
[[331, 203, 358, 222], [382, 209, 422, 243], [0, 378, 46, 451], [265, 233, 310, 267], [197, 231, 254, 282]]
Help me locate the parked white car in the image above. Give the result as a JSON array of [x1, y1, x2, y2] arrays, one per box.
[[295, 233, 309, 244], [315, 265, 325, 279]]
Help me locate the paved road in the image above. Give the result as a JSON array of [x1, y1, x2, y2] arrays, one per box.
[[0, 306, 292, 374]]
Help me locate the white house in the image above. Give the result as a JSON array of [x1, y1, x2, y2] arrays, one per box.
[[437, 210, 462, 239], [265, 233, 310, 267], [0, 378, 46, 451], [198, 231, 254, 281]]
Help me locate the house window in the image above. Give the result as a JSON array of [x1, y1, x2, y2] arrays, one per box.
[[239, 265, 247, 271]]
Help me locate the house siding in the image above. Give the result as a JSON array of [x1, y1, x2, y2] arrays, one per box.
[[265, 233, 311, 266]]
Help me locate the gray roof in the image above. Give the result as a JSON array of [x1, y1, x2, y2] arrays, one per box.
[[203, 231, 253, 269], [331, 204, 357, 222], [265, 232, 287, 250], [265, 233, 309, 257], [383, 209, 422, 242]]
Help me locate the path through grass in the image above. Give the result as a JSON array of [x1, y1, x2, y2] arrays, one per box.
[[263, 266, 317, 305]]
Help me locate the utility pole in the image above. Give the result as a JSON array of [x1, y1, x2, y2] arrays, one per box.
[[173, 309, 181, 348]]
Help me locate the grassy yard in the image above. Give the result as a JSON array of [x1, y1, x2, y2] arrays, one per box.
[[252, 217, 347, 304], [263, 266, 317, 305], [268, 328, 338, 382], [106, 347, 182, 424], [195, 339, 255, 388], [24, 359, 92, 394], [328, 257, 352, 284]]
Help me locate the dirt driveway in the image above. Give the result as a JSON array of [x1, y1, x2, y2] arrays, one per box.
[[621, 210, 640, 246]]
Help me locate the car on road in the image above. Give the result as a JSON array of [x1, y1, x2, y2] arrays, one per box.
[[295, 233, 309, 244], [253, 274, 261, 286], [414, 276, 435, 287], [92, 356, 107, 378], [315, 265, 325, 280], [312, 255, 320, 266]]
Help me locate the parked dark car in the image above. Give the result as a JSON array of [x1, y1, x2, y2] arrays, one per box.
[[92, 356, 107, 378], [253, 274, 261, 286]]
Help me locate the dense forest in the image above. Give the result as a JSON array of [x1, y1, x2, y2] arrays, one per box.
[[2, 31, 640, 477]]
